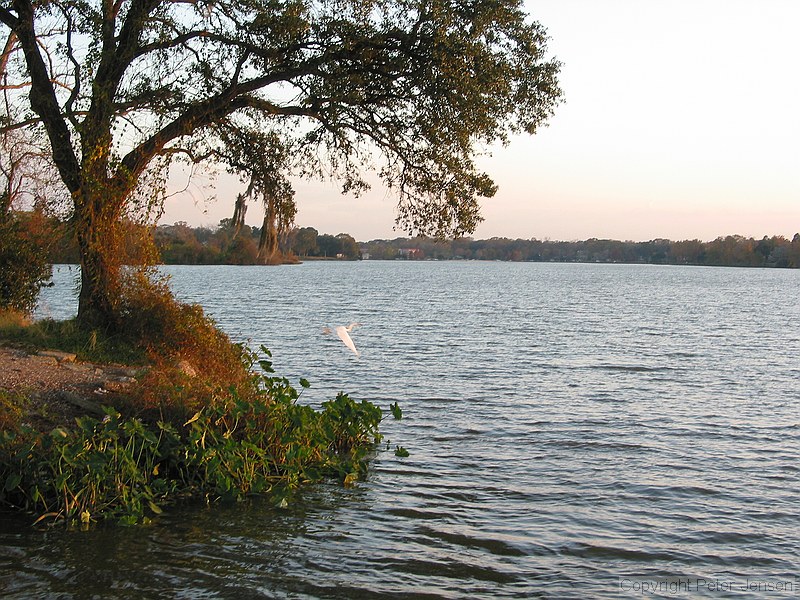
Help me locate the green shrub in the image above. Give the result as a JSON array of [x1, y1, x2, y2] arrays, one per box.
[[0, 353, 394, 526], [0, 214, 52, 314]]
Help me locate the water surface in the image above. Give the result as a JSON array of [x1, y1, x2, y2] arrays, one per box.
[[4, 262, 799, 598]]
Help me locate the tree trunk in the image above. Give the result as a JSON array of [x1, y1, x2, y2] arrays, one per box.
[[257, 201, 279, 264], [231, 193, 247, 237], [74, 188, 123, 330]]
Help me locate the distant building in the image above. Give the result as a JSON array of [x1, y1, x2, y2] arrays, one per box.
[[398, 248, 423, 259]]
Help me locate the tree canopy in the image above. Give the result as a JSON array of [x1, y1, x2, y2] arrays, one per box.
[[0, 0, 562, 326]]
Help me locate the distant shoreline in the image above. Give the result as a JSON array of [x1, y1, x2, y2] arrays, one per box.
[[51, 258, 797, 270], [46, 218, 800, 270]]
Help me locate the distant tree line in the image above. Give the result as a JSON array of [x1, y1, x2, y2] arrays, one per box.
[[363, 234, 800, 268], [7, 210, 800, 268], [154, 222, 361, 264], [29, 217, 362, 265], [153, 226, 800, 268]]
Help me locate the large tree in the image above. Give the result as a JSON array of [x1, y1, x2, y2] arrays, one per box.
[[0, 0, 561, 328]]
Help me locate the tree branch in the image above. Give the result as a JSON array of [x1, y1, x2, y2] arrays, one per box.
[[119, 93, 320, 183], [10, 0, 80, 192], [0, 116, 43, 132], [60, 5, 81, 129], [86, 0, 161, 134], [0, 7, 20, 29]]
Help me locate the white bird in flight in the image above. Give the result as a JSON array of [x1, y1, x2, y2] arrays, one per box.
[[323, 323, 361, 356]]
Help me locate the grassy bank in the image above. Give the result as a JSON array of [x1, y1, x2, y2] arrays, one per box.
[[0, 301, 397, 526]]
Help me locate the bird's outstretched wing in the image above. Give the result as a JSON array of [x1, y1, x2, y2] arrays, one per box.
[[335, 326, 360, 356]]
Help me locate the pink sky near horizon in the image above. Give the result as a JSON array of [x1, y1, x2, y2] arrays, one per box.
[[160, 0, 800, 243]]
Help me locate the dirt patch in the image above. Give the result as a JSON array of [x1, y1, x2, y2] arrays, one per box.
[[0, 345, 140, 431]]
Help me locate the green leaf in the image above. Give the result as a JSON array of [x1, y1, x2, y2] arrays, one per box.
[[4, 473, 22, 492], [118, 515, 138, 526], [50, 427, 68, 439], [147, 501, 163, 515], [394, 446, 409, 458], [299, 378, 310, 389], [389, 402, 402, 420]]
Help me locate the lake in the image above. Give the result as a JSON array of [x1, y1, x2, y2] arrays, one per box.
[[3, 261, 799, 598]]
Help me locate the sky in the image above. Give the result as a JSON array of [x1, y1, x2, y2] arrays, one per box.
[[160, 0, 800, 242]]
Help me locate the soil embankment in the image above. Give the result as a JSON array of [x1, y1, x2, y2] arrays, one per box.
[[0, 346, 137, 430]]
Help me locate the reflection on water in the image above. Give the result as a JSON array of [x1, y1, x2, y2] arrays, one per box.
[[5, 262, 800, 598]]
